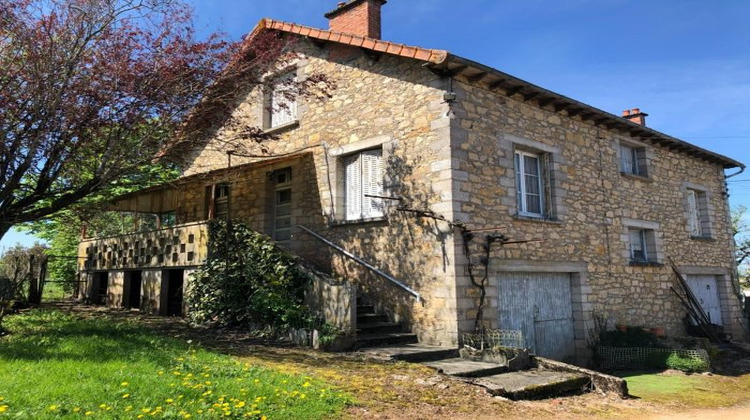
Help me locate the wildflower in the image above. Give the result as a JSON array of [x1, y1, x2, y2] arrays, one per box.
[[0, 397, 3, 401], [85, 411, 94, 416], [184, 415, 192, 419], [73, 407, 81, 413], [99, 404, 107, 409], [125, 406, 133, 411], [158, 371, 164, 375], [123, 394, 130, 399], [0, 405, 9, 414], [303, 382, 310, 387], [48, 405, 59, 411], [166, 399, 174, 404], [121, 382, 129, 386]]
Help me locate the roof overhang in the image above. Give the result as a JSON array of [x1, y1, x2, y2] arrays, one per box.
[[251, 18, 742, 170]]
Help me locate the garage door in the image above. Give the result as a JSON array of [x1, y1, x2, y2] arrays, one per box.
[[685, 275, 722, 326], [498, 272, 575, 361]]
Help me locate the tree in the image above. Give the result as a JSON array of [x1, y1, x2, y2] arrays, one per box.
[[0, 243, 48, 334], [733, 205, 750, 283], [0, 0, 238, 240]]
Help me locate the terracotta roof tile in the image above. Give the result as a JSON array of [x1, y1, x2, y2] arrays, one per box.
[[259, 18, 447, 64]]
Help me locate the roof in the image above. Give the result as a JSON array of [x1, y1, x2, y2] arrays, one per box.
[[247, 18, 743, 170]]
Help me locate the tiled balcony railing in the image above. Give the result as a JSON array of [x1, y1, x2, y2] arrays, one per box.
[[78, 222, 209, 271]]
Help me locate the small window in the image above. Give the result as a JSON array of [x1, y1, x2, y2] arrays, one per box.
[[206, 184, 230, 220], [620, 143, 647, 176], [344, 149, 384, 220], [514, 150, 549, 217], [265, 72, 297, 129], [628, 228, 657, 264], [686, 189, 711, 238]]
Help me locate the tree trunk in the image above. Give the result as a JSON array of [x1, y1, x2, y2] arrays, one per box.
[[0, 222, 12, 243]]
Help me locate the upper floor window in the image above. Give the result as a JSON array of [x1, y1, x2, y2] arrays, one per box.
[[515, 150, 545, 217], [628, 228, 654, 263], [686, 188, 711, 238], [264, 71, 297, 130], [619, 143, 647, 177], [344, 148, 384, 221]]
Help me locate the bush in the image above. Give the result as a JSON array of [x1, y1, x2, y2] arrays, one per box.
[[666, 353, 710, 373], [187, 220, 328, 336], [599, 327, 662, 348]]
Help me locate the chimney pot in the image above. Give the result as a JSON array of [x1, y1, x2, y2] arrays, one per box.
[[623, 107, 648, 126]]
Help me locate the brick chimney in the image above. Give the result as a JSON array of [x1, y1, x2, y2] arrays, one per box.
[[325, 0, 387, 39], [622, 108, 648, 126]]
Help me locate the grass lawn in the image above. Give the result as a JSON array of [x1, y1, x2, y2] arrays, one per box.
[[0, 309, 351, 419], [622, 370, 750, 409]]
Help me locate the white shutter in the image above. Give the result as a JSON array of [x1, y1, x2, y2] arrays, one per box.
[[345, 154, 361, 220], [361, 149, 383, 218], [687, 190, 702, 236], [620, 144, 634, 174], [270, 73, 297, 128]]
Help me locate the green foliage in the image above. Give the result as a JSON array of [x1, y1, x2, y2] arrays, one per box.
[[665, 353, 710, 373], [0, 309, 351, 418], [187, 220, 325, 335], [599, 327, 662, 348]]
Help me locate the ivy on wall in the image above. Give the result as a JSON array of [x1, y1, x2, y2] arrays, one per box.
[[187, 220, 321, 334]]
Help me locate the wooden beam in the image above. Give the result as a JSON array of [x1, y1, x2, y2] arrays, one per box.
[[538, 97, 555, 107], [446, 65, 469, 77], [505, 85, 523, 96], [566, 108, 581, 117], [362, 49, 381, 61], [306, 37, 326, 49], [523, 91, 539, 101], [554, 103, 568, 112], [468, 72, 488, 84], [488, 79, 507, 90]]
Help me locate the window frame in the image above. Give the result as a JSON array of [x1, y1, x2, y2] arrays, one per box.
[[684, 185, 712, 239], [263, 70, 299, 131], [343, 148, 384, 221], [514, 149, 547, 218], [622, 218, 662, 266], [206, 183, 230, 220], [619, 142, 648, 177]]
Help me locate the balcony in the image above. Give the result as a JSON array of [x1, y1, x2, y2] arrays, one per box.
[[78, 222, 208, 272]]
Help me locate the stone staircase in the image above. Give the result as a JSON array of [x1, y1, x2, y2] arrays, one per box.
[[354, 299, 418, 349]]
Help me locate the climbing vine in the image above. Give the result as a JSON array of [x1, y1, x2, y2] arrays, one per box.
[[187, 220, 325, 335]]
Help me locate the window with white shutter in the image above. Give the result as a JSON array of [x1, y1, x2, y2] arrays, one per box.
[[515, 150, 545, 217], [686, 188, 711, 238], [619, 143, 647, 176], [268, 72, 297, 129], [344, 149, 384, 220]]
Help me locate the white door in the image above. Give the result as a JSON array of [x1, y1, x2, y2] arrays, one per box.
[[497, 272, 576, 361], [685, 275, 723, 325]]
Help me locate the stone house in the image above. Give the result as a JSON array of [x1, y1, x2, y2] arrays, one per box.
[[78, 0, 745, 363]]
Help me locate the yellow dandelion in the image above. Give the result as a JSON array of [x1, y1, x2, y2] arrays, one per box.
[[99, 404, 107, 409], [73, 407, 81, 413], [85, 411, 94, 416], [261, 416, 267, 420], [166, 399, 174, 404], [137, 415, 144, 419], [125, 406, 133, 411], [121, 382, 129, 386], [235, 401, 246, 408], [0, 397, 4, 401], [184, 415, 192, 419], [123, 394, 130, 399], [197, 409, 204, 414], [158, 371, 164, 375], [48, 405, 59, 411], [0, 405, 9, 414], [303, 381, 310, 387]]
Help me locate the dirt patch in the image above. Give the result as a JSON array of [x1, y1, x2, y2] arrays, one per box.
[[38, 301, 750, 419]]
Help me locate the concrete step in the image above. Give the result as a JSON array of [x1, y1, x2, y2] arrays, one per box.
[[472, 369, 590, 400], [357, 321, 403, 335], [356, 313, 389, 324], [358, 343, 460, 363], [355, 332, 418, 349], [424, 358, 509, 378]]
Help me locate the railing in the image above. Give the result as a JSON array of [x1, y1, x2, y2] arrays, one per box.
[[79, 222, 209, 271], [297, 225, 421, 303]]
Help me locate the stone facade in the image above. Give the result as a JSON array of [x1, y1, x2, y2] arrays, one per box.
[[78, 17, 744, 360]]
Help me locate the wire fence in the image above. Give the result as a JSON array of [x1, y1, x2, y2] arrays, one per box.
[[596, 346, 710, 371], [462, 329, 525, 350]]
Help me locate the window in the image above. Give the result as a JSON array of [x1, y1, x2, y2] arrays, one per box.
[[344, 149, 384, 220], [273, 169, 292, 242], [206, 184, 230, 220], [686, 188, 710, 238], [265, 71, 297, 129], [628, 228, 657, 264], [515, 150, 545, 217], [619, 143, 647, 176]]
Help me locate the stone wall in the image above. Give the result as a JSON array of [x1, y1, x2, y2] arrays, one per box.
[[448, 76, 743, 352], [179, 39, 461, 346]]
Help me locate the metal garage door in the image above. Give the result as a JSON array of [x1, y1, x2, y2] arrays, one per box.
[[498, 272, 575, 361], [685, 275, 723, 325]]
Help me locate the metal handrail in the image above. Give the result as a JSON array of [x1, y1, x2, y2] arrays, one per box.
[[297, 225, 421, 303]]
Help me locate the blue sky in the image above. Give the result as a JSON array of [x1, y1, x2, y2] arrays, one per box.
[[3, 0, 749, 249]]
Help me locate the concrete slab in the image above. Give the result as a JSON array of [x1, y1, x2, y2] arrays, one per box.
[[358, 344, 459, 362], [424, 358, 508, 377], [473, 369, 589, 400]]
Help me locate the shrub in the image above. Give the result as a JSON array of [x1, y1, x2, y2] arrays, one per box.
[[666, 353, 710, 373], [187, 220, 328, 335]]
